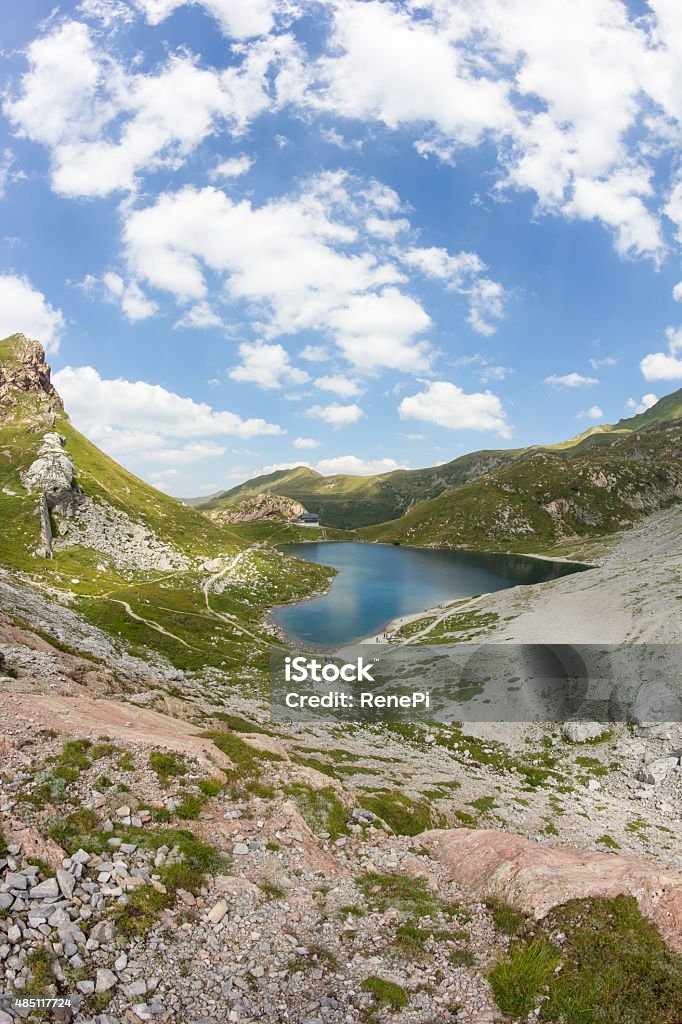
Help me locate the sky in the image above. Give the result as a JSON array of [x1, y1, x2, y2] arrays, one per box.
[[1, 0, 682, 497]]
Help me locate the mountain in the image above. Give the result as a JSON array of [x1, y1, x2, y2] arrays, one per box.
[[193, 450, 527, 529], [193, 390, 682, 534], [0, 334, 332, 676], [360, 416, 682, 549]]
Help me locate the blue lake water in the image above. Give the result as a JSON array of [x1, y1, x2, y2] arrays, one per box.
[[274, 542, 587, 646]]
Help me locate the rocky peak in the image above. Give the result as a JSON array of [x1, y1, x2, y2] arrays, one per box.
[[0, 333, 63, 410]]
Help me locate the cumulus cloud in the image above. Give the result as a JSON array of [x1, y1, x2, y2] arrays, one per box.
[[326, 288, 433, 372], [403, 246, 507, 335], [307, 402, 364, 427], [399, 380, 510, 437], [0, 274, 65, 351], [576, 405, 604, 420], [315, 455, 407, 475], [10, 1, 682, 263], [133, 0, 282, 39], [293, 437, 320, 449], [4, 20, 300, 197], [209, 155, 253, 179], [229, 340, 310, 389], [315, 374, 363, 398], [640, 325, 682, 380], [174, 302, 222, 329], [299, 0, 682, 261], [544, 372, 599, 387], [673, 282, 682, 302], [52, 366, 284, 461], [122, 176, 434, 372], [80, 272, 157, 321], [626, 393, 658, 414], [299, 344, 331, 362]]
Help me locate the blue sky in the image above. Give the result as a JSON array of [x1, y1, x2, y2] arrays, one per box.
[[1, 0, 682, 496]]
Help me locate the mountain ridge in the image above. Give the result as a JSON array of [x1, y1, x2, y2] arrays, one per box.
[[190, 390, 682, 532]]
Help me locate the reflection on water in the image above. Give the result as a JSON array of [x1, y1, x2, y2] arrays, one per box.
[[274, 542, 588, 646]]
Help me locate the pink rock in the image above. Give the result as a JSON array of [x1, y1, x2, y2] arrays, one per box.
[[423, 828, 682, 951]]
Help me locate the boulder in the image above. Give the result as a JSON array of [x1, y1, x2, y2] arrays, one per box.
[[422, 827, 682, 951], [561, 721, 608, 743]]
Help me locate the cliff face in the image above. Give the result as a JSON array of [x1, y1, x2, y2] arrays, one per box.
[[0, 334, 62, 412]]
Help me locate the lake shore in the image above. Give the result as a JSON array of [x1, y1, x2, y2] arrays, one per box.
[[379, 505, 682, 648]]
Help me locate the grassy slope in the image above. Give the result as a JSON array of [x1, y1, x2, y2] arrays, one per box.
[[194, 390, 682, 531], [195, 451, 527, 529], [358, 421, 682, 551], [0, 337, 332, 677]]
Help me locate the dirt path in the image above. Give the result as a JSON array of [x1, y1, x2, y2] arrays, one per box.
[[108, 599, 193, 648]]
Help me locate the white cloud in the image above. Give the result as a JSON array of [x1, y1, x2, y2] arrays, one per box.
[[576, 405, 603, 420], [293, 436, 320, 449], [299, 344, 331, 362], [327, 288, 433, 371], [626, 393, 658, 414], [0, 274, 65, 352], [563, 167, 663, 260], [365, 215, 410, 239], [310, 1, 516, 144], [478, 364, 514, 383], [640, 352, 682, 380], [403, 246, 507, 335], [4, 21, 299, 197], [52, 366, 284, 446], [399, 380, 510, 437], [122, 178, 434, 372], [0, 149, 24, 198], [229, 340, 309, 389], [307, 402, 364, 427], [299, 0, 682, 261], [544, 372, 599, 387], [673, 282, 682, 302], [315, 374, 363, 398], [316, 455, 407, 475], [209, 155, 253, 179], [589, 356, 617, 369], [81, 272, 157, 321], [78, 0, 135, 26], [133, 0, 282, 39], [174, 302, 222, 329], [640, 325, 682, 380]]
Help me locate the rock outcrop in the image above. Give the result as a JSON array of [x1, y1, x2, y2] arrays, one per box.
[[423, 827, 682, 951], [0, 334, 62, 412], [20, 432, 81, 558], [206, 491, 306, 524]]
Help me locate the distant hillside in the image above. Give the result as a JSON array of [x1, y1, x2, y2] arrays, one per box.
[[359, 419, 682, 550], [193, 390, 682, 531], [195, 451, 527, 529]]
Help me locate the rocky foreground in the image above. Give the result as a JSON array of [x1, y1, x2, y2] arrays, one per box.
[[2, 509, 682, 1024]]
